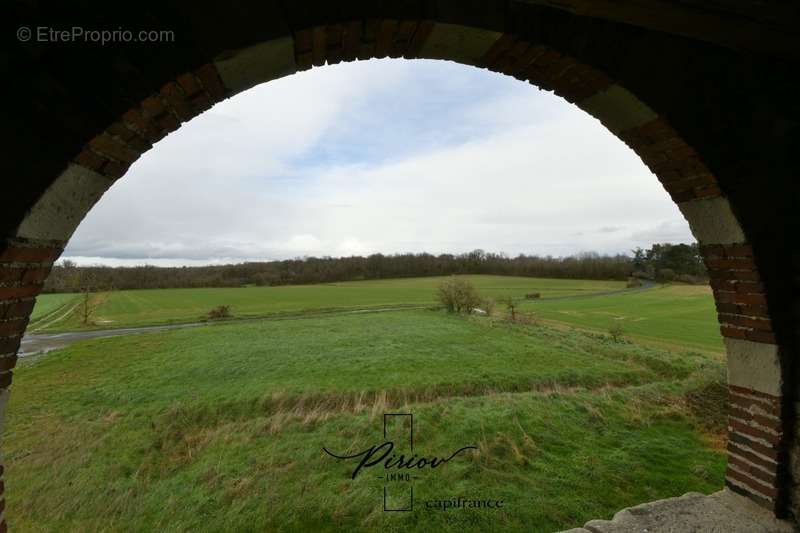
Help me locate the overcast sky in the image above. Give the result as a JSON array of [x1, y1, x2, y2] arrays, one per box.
[[64, 58, 694, 267]]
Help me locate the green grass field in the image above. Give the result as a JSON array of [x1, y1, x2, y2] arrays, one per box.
[[31, 275, 723, 356], [519, 285, 723, 354], [33, 276, 625, 332], [12, 276, 727, 531], [7, 310, 726, 532], [27, 292, 79, 331]]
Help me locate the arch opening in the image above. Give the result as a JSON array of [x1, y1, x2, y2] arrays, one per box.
[[2, 7, 797, 531]]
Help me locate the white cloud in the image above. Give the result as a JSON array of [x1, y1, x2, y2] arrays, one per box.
[[64, 59, 694, 266]]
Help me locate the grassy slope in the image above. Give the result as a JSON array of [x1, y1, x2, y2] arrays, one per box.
[[28, 293, 79, 323], [6, 310, 725, 532], [519, 285, 723, 354], [34, 276, 625, 332]]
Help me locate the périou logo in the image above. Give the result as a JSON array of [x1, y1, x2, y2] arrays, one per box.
[[323, 413, 477, 511]]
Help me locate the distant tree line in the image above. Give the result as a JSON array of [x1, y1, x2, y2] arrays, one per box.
[[631, 243, 706, 283], [42, 244, 707, 293]]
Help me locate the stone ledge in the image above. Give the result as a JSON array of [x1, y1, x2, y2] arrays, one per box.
[[560, 490, 795, 532]]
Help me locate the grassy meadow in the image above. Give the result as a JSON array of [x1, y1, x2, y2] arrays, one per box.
[[8, 309, 726, 531], [32, 276, 625, 332], [520, 284, 722, 354], [31, 276, 723, 357], [27, 292, 79, 331], [7, 275, 728, 531]]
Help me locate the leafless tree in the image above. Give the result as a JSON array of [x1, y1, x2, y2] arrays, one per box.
[[75, 269, 102, 325]]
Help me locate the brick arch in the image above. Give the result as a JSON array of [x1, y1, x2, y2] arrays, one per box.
[[1, 11, 795, 530]]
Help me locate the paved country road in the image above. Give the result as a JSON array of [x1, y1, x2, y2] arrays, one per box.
[[20, 281, 658, 357], [20, 322, 207, 357]]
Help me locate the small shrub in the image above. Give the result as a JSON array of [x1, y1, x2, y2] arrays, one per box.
[[498, 296, 518, 321], [481, 298, 497, 316], [437, 277, 482, 314], [514, 312, 538, 326], [524, 292, 541, 300], [657, 268, 676, 282], [626, 278, 643, 288], [208, 305, 232, 320], [608, 320, 625, 342]]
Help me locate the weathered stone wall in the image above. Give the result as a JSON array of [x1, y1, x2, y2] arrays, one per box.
[[563, 490, 795, 533]]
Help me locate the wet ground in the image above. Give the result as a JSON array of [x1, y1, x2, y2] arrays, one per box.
[[19, 322, 206, 356]]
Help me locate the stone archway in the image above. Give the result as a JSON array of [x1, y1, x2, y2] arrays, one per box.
[[4, 2, 799, 529]]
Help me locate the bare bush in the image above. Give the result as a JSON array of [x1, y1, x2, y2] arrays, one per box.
[[510, 311, 538, 326], [499, 296, 518, 321], [608, 320, 625, 342], [437, 277, 482, 313], [207, 305, 232, 320]]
